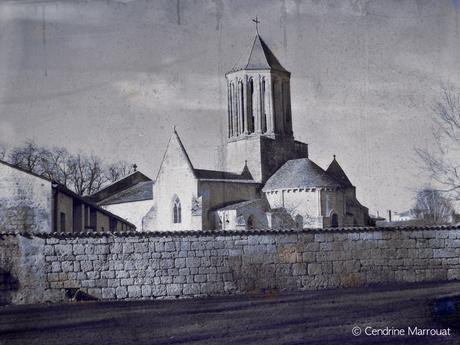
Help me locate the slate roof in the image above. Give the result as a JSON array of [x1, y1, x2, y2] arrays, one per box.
[[326, 157, 354, 188], [194, 168, 255, 182], [99, 181, 154, 205], [230, 34, 288, 73], [89, 171, 153, 203], [262, 158, 342, 191], [217, 200, 261, 211]]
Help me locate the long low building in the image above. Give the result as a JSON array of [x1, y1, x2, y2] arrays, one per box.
[[0, 160, 135, 233]]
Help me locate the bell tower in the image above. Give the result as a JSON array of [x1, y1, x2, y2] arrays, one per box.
[[225, 34, 293, 140], [224, 24, 308, 184]]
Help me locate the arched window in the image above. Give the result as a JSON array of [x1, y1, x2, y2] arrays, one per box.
[[239, 80, 245, 133], [331, 213, 338, 228], [173, 197, 181, 224], [247, 215, 255, 230], [261, 78, 267, 133], [248, 78, 254, 133]]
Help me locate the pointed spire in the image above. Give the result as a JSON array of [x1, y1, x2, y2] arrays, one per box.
[[229, 34, 289, 73], [326, 156, 353, 188]]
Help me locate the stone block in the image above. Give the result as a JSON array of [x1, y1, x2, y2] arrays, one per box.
[[81, 261, 93, 272], [116, 286, 127, 298], [307, 263, 322, 275], [61, 261, 73, 272], [175, 258, 186, 268], [447, 269, 460, 280], [102, 288, 116, 299], [164, 242, 176, 252], [194, 274, 206, 283], [101, 270, 116, 279], [167, 284, 183, 296], [141, 285, 151, 297], [123, 243, 134, 254], [186, 257, 201, 268], [55, 244, 73, 256], [292, 263, 307, 276], [128, 285, 141, 298], [134, 243, 148, 253], [160, 259, 174, 269], [152, 285, 167, 296], [191, 242, 206, 250], [111, 243, 123, 254], [51, 261, 61, 273], [173, 276, 186, 283], [154, 242, 164, 252], [183, 283, 201, 295]]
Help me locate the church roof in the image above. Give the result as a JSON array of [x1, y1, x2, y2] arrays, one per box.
[[229, 34, 288, 73], [89, 170, 152, 203], [262, 158, 342, 191], [194, 169, 254, 182], [98, 181, 154, 205], [326, 157, 354, 188]]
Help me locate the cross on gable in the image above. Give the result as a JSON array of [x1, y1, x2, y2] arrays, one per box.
[[252, 16, 260, 34]]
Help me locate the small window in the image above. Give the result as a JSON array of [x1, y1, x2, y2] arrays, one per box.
[[60, 212, 66, 232], [173, 197, 181, 224], [331, 213, 339, 228]]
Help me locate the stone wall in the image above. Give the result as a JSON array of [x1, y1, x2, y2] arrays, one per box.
[[0, 162, 52, 233], [1, 226, 460, 304]]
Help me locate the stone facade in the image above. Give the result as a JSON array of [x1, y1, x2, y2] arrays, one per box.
[[1, 226, 460, 305], [0, 162, 52, 233], [145, 130, 259, 231]]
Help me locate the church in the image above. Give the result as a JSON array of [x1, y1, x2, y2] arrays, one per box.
[[138, 32, 371, 231]]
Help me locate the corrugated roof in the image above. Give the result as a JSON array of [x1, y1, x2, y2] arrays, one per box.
[[262, 158, 341, 191], [230, 35, 288, 73], [326, 157, 353, 188]]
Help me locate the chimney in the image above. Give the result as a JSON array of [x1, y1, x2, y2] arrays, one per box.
[[388, 210, 392, 222]]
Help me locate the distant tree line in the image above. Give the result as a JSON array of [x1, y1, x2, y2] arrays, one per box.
[[414, 189, 455, 225], [413, 84, 460, 224], [1, 140, 134, 196]]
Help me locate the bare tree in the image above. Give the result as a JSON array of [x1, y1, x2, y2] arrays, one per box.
[[416, 85, 460, 200], [414, 189, 453, 224], [7, 140, 133, 195], [68, 154, 107, 195], [106, 161, 135, 183], [9, 140, 47, 173], [40, 147, 73, 186]]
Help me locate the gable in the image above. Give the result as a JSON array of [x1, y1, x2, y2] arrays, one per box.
[[155, 129, 196, 182]]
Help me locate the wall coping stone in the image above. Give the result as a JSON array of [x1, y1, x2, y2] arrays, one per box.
[[1, 224, 460, 239]]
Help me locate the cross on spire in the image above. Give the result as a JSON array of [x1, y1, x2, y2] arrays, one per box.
[[252, 16, 260, 34]]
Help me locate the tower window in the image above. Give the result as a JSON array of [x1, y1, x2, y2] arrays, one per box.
[[261, 78, 267, 133], [248, 79, 254, 133], [173, 197, 182, 224]]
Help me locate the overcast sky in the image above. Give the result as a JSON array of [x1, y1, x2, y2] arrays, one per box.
[[1, 0, 460, 216]]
